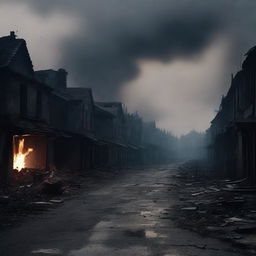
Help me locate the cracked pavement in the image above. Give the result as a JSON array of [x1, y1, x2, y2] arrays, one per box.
[[0, 165, 248, 255]]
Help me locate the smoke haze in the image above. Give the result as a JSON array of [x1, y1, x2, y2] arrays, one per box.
[[0, 0, 256, 134]]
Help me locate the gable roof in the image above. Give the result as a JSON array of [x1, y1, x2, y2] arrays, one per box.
[[0, 35, 23, 67], [0, 32, 31, 67], [0, 32, 34, 78]]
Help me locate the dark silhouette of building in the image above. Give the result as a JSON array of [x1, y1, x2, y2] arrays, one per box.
[[208, 45, 256, 184]]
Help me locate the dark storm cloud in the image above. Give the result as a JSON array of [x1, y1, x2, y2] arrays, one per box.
[[1, 0, 256, 99], [65, 14, 221, 98], [63, 0, 227, 99]]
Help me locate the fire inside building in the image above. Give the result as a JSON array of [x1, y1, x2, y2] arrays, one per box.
[[207, 45, 256, 185], [0, 32, 176, 185]]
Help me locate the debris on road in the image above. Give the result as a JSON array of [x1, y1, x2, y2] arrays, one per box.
[[0, 167, 123, 230], [172, 161, 256, 252]]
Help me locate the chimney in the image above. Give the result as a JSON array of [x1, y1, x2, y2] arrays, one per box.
[[10, 31, 16, 39]]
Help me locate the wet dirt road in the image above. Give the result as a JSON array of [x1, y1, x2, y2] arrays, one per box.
[[0, 166, 247, 256]]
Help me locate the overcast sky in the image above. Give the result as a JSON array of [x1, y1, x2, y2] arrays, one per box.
[[0, 0, 255, 135]]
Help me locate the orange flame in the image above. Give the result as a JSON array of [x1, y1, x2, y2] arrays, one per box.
[[13, 138, 33, 172]]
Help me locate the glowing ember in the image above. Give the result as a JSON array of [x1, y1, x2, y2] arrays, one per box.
[[13, 138, 33, 171]]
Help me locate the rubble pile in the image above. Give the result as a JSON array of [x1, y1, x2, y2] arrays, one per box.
[[173, 161, 256, 253], [0, 169, 71, 229], [0, 167, 123, 229]]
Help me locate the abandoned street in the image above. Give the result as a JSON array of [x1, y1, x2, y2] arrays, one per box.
[[0, 165, 247, 256]]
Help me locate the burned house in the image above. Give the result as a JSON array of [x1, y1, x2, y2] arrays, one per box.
[[0, 32, 97, 184], [35, 69, 97, 171], [93, 104, 115, 166], [95, 102, 128, 166], [208, 45, 256, 184], [94, 104, 114, 141], [60, 87, 96, 170], [94, 105, 145, 166], [0, 32, 56, 183], [97, 102, 126, 143], [125, 112, 143, 165]]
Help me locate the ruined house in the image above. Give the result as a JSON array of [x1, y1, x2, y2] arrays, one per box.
[[94, 104, 114, 141], [61, 87, 96, 170], [125, 112, 143, 165], [209, 45, 256, 184], [0, 32, 97, 184], [35, 69, 97, 170], [96, 102, 128, 166], [0, 32, 55, 182], [93, 104, 115, 166]]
